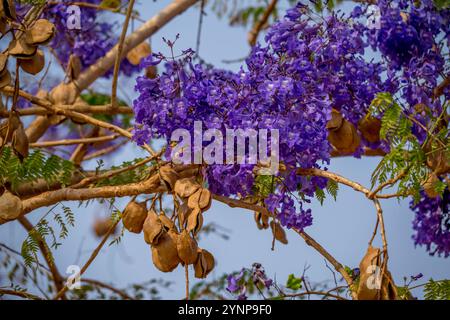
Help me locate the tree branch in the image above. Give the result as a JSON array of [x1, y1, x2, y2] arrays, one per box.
[[248, 0, 278, 46]]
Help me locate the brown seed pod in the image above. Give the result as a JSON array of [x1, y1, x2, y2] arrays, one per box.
[[49, 83, 78, 105], [270, 220, 288, 244], [0, 53, 7, 74], [174, 177, 200, 198], [159, 165, 179, 191], [356, 246, 397, 300], [187, 188, 211, 211], [0, 69, 10, 88], [176, 230, 199, 265], [328, 116, 360, 154], [198, 188, 211, 210], [145, 66, 158, 79], [422, 173, 440, 198], [25, 19, 55, 46], [194, 248, 215, 279], [0, 18, 7, 35], [151, 230, 181, 272], [187, 188, 201, 209], [143, 210, 165, 245], [126, 42, 151, 66], [122, 200, 147, 233], [93, 217, 116, 238], [426, 149, 450, 175], [159, 212, 176, 231], [177, 201, 192, 228], [326, 109, 343, 131], [358, 116, 381, 143], [8, 38, 37, 59], [357, 246, 381, 300], [12, 123, 29, 162], [1, 0, 16, 21], [186, 207, 203, 236], [0, 190, 22, 224], [19, 49, 45, 75], [254, 211, 269, 230]]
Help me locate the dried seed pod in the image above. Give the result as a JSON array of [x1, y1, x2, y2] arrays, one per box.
[[328, 116, 360, 154], [177, 201, 192, 228], [143, 210, 165, 245], [159, 165, 179, 190], [176, 230, 199, 265], [151, 230, 181, 272], [0, 18, 6, 35], [126, 42, 151, 65], [159, 212, 176, 231], [187, 188, 211, 211], [145, 66, 158, 79], [174, 177, 200, 198], [8, 38, 37, 59], [1, 0, 16, 20], [356, 246, 397, 300], [254, 211, 269, 230], [194, 248, 215, 279], [0, 190, 22, 224], [358, 116, 381, 143], [0, 53, 7, 74], [93, 217, 116, 238], [187, 188, 201, 209], [0, 69, 10, 88], [25, 19, 55, 46], [186, 207, 203, 235], [326, 109, 343, 131], [426, 149, 450, 175], [422, 173, 440, 198], [357, 246, 381, 300], [1, 110, 20, 144], [19, 49, 45, 75], [122, 200, 147, 233], [12, 123, 29, 161], [198, 188, 211, 210], [270, 220, 288, 244], [49, 83, 78, 105]]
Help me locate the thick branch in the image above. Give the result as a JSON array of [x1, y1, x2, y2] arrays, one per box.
[[75, 0, 199, 91], [248, 0, 278, 46]]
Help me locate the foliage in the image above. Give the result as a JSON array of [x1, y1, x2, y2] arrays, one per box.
[[424, 279, 450, 300], [0, 148, 75, 191]]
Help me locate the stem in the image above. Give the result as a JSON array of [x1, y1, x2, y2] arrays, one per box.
[[111, 0, 136, 108]]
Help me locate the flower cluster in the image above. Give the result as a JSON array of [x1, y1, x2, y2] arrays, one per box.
[[410, 190, 450, 257], [134, 3, 390, 231], [361, 0, 449, 142], [43, 0, 139, 77], [226, 263, 273, 300], [133, 1, 449, 253]]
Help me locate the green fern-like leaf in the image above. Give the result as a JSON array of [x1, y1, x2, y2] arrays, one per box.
[[424, 279, 450, 300], [315, 186, 326, 205], [326, 179, 339, 201]]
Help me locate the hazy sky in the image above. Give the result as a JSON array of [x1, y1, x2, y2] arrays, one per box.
[[0, 0, 449, 300]]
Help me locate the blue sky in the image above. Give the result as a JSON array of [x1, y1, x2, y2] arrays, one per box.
[[0, 0, 449, 300]]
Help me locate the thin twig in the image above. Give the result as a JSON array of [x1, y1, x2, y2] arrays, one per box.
[[111, 0, 136, 108], [53, 216, 122, 300]]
